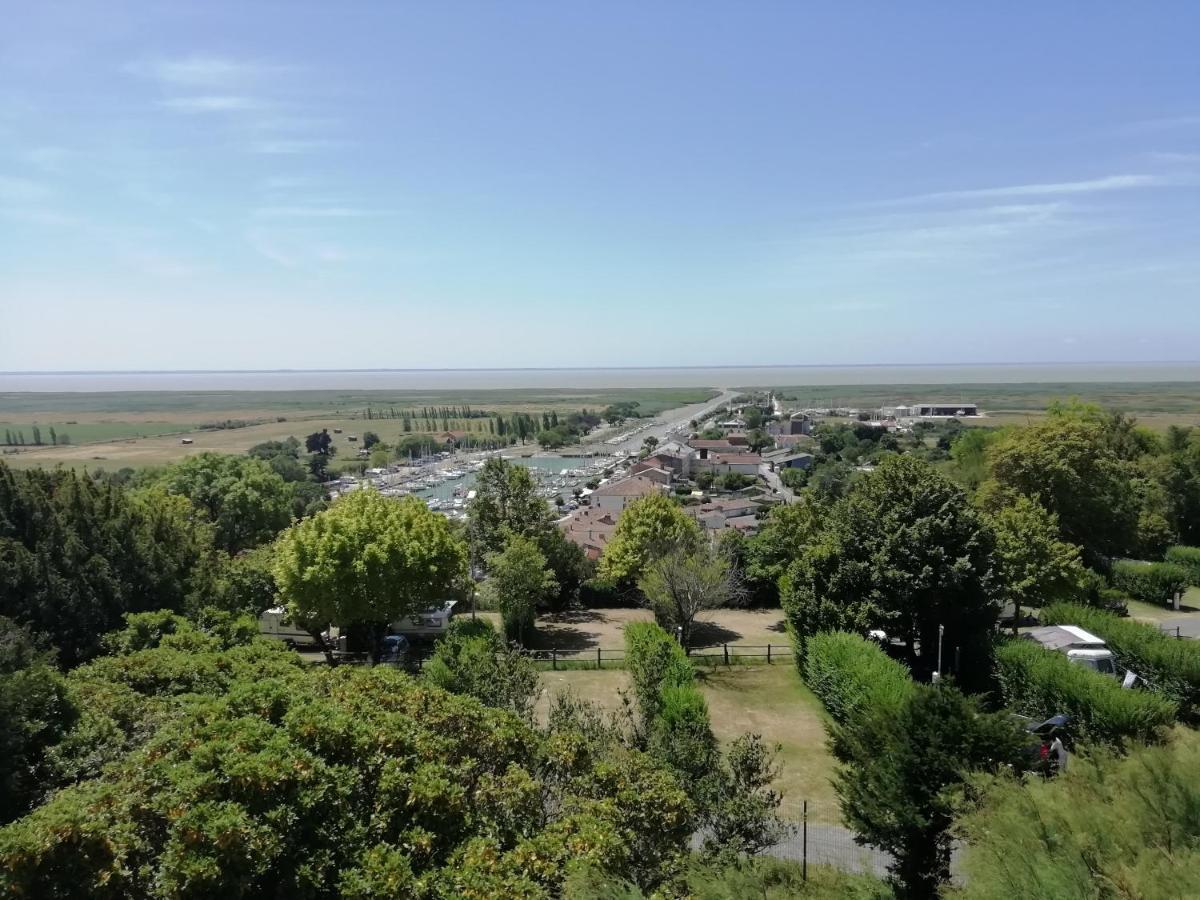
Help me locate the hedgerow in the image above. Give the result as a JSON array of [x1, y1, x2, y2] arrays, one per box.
[[1165, 545, 1200, 586], [994, 639, 1176, 747], [1041, 602, 1200, 720], [802, 632, 914, 725], [1111, 560, 1190, 606]]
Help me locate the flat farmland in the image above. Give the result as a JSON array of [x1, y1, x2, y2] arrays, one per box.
[[0, 386, 715, 470], [764, 381, 1200, 431]]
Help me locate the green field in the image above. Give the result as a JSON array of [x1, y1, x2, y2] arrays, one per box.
[[763, 381, 1200, 419], [0, 420, 188, 444], [0, 387, 716, 419], [0, 387, 718, 470]]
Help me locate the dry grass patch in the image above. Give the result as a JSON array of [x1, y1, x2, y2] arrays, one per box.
[[538, 663, 839, 824]]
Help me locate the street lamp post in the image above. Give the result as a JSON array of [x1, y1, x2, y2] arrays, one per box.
[[935, 623, 945, 683]]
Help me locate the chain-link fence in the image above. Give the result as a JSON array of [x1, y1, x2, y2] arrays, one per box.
[[757, 801, 893, 879]]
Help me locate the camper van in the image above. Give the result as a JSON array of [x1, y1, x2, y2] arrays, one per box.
[[1022, 625, 1120, 676], [258, 606, 317, 648], [392, 601, 458, 640]]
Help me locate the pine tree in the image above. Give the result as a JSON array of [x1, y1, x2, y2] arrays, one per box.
[[31, 426, 42, 446], [49, 427, 57, 446]]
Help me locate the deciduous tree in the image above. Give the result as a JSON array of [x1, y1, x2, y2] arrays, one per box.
[[782, 455, 995, 679], [481, 532, 558, 644], [153, 453, 293, 552], [638, 544, 743, 648], [273, 490, 468, 661], [599, 494, 703, 587]]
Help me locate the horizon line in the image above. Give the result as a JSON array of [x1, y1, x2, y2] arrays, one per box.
[[3, 360, 1199, 377]]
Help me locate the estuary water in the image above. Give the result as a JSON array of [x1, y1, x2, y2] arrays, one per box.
[[2, 362, 1199, 392]]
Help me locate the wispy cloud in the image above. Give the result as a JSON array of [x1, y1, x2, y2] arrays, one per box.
[[253, 205, 391, 218], [250, 138, 345, 155], [0, 206, 83, 227], [20, 146, 71, 174], [1147, 151, 1200, 164], [890, 174, 1169, 205], [160, 95, 263, 113], [1118, 114, 1200, 134], [125, 55, 288, 88]]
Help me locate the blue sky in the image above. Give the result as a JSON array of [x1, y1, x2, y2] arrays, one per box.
[[2, 3, 1198, 371]]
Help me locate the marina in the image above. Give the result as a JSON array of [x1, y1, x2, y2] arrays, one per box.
[[328, 452, 628, 519]]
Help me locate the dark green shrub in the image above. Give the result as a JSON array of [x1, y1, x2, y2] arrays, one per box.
[[624, 622, 695, 728], [994, 640, 1176, 746], [1111, 560, 1190, 606], [647, 685, 718, 784], [802, 632, 914, 724], [1165, 546, 1200, 586], [1041, 602, 1200, 719]]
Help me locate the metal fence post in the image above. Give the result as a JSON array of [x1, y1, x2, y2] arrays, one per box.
[[597, 647, 602, 670], [552, 648, 557, 670], [802, 799, 808, 882], [767, 643, 772, 664], [723, 643, 729, 666]]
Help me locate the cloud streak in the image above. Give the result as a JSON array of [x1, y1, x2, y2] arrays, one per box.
[[126, 56, 288, 87], [891, 174, 1170, 204], [253, 205, 391, 218], [160, 95, 263, 113]]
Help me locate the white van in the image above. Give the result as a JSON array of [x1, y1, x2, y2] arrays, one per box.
[[258, 606, 318, 648]]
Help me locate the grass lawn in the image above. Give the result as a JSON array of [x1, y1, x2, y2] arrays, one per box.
[[538, 663, 839, 824], [1125, 588, 1200, 623], [476, 608, 789, 658]]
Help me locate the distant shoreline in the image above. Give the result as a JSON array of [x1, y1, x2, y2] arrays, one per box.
[[2, 362, 1199, 393], [3, 360, 1198, 377]]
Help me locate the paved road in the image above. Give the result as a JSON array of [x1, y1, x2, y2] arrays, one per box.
[[759, 463, 798, 504], [1158, 616, 1200, 639], [585, 388, 739, 455]]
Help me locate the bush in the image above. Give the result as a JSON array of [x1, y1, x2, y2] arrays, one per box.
[[647, 685, 718, 785], [1111, 559, 1190, 606], [623, 623, 716, 787], [624, 622, 695, 728], [994, 639, 1176, 747], [802, 632, 914, 725], [1165, 545, 1200, 586], [1041, 602, 1200, 719], [956, 734, 1200, 900], [423, 618, 540, 721]]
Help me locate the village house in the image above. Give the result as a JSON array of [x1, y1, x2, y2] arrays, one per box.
[[690, 451, 763, 477], [559, 508, 619, 559], [589, 474, 668, 513], [685, 496, 764, 536], [767, 412, 813, 436], [763, 448, 814, 471]]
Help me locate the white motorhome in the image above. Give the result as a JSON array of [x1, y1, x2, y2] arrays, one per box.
[[392, 601, 458, 639], [1022, 625, 1119, 676], [258, 606, 318, 648]]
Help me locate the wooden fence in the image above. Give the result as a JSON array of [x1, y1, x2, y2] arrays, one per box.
[[521, 642, 795, 670]]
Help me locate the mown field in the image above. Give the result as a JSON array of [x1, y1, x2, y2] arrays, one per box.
[[538, 664, 839, 823], [0, 386, 715, 470]]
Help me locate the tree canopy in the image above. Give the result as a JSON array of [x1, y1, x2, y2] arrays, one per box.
[[153, 452, 294, 552], [0, 637, 695, 898], [598, 494, 702, 586], [782, 454, 996, 678], [0, 463, 217, 664], [273, 490, 468, 653]]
